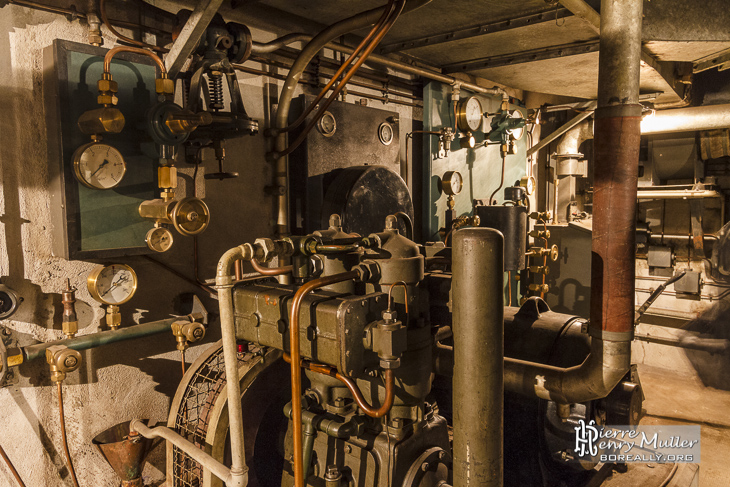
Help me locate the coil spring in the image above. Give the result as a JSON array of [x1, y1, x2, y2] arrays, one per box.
[[209, 72, 224, 110]]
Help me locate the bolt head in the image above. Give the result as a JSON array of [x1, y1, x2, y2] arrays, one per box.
[[64, 356, 78, 368]]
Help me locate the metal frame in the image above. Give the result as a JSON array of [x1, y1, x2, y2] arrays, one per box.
[[164, 0, 226, 79]]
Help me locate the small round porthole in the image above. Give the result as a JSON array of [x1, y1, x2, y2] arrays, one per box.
[[378, 122, 394, 146], [318, 111, 337, 137]]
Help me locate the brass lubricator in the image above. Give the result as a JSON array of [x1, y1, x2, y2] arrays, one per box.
[[61, 279, 78, 339], [171, 320, 206, 375]]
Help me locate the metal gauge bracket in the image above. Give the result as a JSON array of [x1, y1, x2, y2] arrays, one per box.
[[0, 328, 19, 388]]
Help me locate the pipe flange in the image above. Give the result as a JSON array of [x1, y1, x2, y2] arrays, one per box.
[[403, 447, 451, 487]]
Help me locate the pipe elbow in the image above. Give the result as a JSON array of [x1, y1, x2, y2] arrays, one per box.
[[558, 339, 631, 404], [216, 244, 254, 286]]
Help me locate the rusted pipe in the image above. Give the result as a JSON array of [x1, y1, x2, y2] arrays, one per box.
[[283, 354, 395, 418], [288, 270, 361, 487], [250, 258, 293, 276]]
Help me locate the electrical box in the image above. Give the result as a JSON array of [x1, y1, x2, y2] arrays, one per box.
[[44, 40, 158, 260]]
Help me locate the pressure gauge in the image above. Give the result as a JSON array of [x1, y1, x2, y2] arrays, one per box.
[[318, 111, 337, 137], [520, 175, 536, 195], [72, 142, 127, 189], [87, 264, 138, 306], [378, 122, 394, 145], [456, 96, 483, 133], [145, 226, 174, 253], [441, 171, 463, 196], [508, 110, 525, 141]]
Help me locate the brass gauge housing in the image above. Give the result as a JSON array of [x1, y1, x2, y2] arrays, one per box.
[[72, 141, 127, 189], [441, 171, 463, 196], [146, 226, 174, 252], [139, 197, 211, 236], [456, 96, 483, 132], [520, 175, 536, 195], [87, 264, 138, 306]]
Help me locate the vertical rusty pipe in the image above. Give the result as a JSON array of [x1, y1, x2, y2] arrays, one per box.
[[591, 0, 643, 339], [452, 228, 504, 487]]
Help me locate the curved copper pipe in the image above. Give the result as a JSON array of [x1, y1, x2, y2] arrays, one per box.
[[0, 443, 25, 487], [99, 0, 168, 53], [387, 281, 409, 314], [103, 46, 166, 75], [57, 383, 80, 487], [283, 354, 395, 418], [276, 0, 406, 158], [276, 0, 396, 135], [289, 270, 360, 487], [250, 258, 293, 276]]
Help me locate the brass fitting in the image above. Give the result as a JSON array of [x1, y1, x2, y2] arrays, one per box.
[[528, 265, 550, 275], [171, 320, 206, 351], [106, 305, 121, 330], [155, 76, 175, 96], [46, 346, 82, 383], [529, 229, 551, 239], [158, 165, 178, 191], [254, 238, 277, 263], [97, 73, 119, 106], [364, 310, 407, 369], [77, 107, 125, 135], [528, 283, 550, 293], [529, 211, 552, 221], [61, 280, 78, 339], [526, 245, 559, 261]]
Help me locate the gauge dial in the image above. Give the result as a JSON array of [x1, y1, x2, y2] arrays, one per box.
[[378, 122, 394, 145], [441, 171, 463, 196], [87, 264, 138, 306], [145, 226, 174, 253], [508, 110, 525, 141], [520, 175, 536, 195], [73, 142, 126, 189], [318, 111, 337, 137], [457, 96, 483, 132]]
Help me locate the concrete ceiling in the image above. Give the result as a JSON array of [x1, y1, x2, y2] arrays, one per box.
[[250, 0, 730, 103]]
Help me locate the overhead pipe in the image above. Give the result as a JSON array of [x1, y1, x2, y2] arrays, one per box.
[[452, 228, 504, 487], [503, 0, 642, 403], [641, 104, 730, 134]]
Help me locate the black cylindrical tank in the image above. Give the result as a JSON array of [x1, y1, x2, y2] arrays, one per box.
[[474, 204, 527, 271]]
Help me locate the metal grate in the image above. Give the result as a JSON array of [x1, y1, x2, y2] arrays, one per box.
[[171, 345, 250, 487]]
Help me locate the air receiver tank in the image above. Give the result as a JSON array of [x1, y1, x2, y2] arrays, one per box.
[[474, 186, 527, 271]]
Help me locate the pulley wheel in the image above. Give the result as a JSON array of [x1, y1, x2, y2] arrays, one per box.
[[170, 197, 210, 236]]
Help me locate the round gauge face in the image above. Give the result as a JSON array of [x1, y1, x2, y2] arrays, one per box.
[[318, 111, 337, 137], [145, 226, 174, 252], [378, 122, 394, 145], [442, 171, 463, 196], [87, 264, 138, 306], [458, 96, 483, 132], [73, 142, 126, 189], [508, 110, 525, 141], [520, 175, 536, 195]]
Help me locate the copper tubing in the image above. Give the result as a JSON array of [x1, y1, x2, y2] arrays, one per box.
[[488, 154, 507, 205], [283, 354, 395, 418], [275, 0, 406, 159], [99, 0, 168, 53], [387, 281, 409, 314], [57, 382, 80, 487], [288, 270, 360, 487], [250, 258, 294, 276], [274, 0, 397, 135], [103, 46, 166, 76], [180, 350, 186, 375], [0, 443, 25, 487]]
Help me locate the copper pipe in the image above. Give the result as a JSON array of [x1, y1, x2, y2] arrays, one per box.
[[99, 0, 168, 53], [0, 443, 25, 487], [488, 154, 507, 205], [276, 0, 406, 159], [234, 259, 244, 281], [250, 258, 293, 276], [288, 270, 360, 487], [275, 0, 397, 135], [283, 354, 395, 418], [387, 281, 409, 314], [103, 46, 166, 75], [57, 383, 80, 487], [180, 350, 186, 375]]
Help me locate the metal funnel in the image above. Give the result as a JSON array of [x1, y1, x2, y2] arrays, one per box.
[[92, 420, 152, 487]]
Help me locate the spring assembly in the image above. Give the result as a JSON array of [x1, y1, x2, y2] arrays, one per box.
[[208, 72, 224, 111]]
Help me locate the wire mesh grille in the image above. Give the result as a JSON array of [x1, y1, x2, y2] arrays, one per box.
[[171, 345, 248, 487]]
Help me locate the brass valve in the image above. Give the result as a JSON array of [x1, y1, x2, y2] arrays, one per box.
[[171, 320, 206, 351], [526, 244, 559, 261], [528, 283, 550, 293], [97, 72, 119, 106], [46, 346, 82, 383], [61, 279, 78, 339], [529, 229, 551, 239], [139, 197, 211, 236], [528, 265, 550, 275], [529, 211, 552, 221], [106, 305, 121, 330], [158, 164, 178, 202]]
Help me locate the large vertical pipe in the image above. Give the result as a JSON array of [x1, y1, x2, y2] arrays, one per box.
[[453, 228, 504, 487], [591, 0, 643, 340]]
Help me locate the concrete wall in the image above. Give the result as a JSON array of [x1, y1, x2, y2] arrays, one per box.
[[0, 5, 420, 486]]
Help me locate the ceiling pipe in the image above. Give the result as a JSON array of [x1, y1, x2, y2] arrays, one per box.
[[504, 0, 642, 403], [641, 103, 730, 134]]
